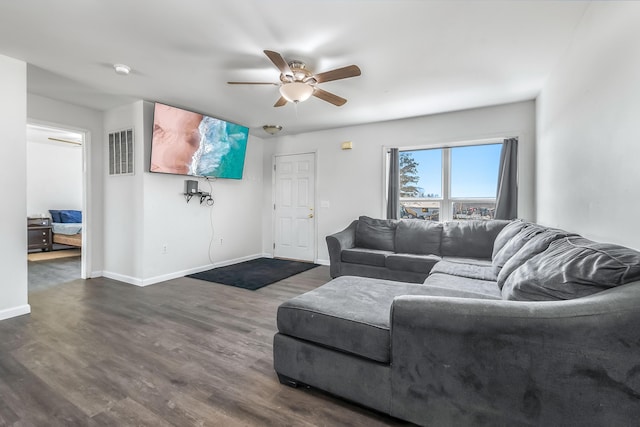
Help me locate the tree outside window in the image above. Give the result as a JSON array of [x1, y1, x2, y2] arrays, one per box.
[[399, 152, 423, 198]]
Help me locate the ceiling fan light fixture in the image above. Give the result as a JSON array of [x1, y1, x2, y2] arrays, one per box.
[[262, 125, 283, 135], [279, 82, 314, 103], [228, 50, 360, 107]]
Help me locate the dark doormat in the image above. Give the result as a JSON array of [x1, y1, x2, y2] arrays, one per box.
[[187, 257, 319, 291]]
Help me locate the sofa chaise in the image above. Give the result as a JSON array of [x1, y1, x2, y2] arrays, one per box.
[[273, 218, 640, 426]]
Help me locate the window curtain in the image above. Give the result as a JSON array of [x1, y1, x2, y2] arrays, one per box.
[[495, 138, 518, 220], [387, 148, 399, 219]]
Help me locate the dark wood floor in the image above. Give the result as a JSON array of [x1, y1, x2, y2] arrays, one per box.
[[28, 256, 81, 293], [0, 265, 408, 426]]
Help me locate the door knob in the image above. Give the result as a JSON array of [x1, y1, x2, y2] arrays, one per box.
[[308, 213, 314, 218]]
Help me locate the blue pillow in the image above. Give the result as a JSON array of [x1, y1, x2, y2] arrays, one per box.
[[49, 210, 62, 223], [59, 210, 82, 223]]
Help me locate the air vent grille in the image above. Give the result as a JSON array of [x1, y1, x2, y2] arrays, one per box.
[[108, 128, 134, 175]]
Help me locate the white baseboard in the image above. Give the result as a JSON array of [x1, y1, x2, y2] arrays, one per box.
[[262, 252, 326, 265], [0, 304, 31, 321], [264, 253, 327, 265], [102, 254, 266, 287], [207, 253, 265, 270], [102, 271, 144, 286]]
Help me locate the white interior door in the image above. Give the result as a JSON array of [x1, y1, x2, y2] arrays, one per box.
[[273, 153, 315, 262]]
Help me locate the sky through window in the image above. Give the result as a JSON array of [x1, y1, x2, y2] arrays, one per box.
[[404, 143, 502, 198]]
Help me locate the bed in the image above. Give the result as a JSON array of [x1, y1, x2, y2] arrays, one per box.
[[49, 209, 82, 248], [52, 222, 82, 247]]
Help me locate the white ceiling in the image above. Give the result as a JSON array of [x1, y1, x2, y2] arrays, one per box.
[[0, 1, 590, 136]]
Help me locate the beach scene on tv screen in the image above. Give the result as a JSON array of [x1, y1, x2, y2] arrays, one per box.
[[150, 103, 249, 179]]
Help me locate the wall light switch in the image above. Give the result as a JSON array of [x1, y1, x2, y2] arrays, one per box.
[[320, 200, 330, 208]]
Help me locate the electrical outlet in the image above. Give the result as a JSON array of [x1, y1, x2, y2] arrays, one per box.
[[161, 243, 168, 254]]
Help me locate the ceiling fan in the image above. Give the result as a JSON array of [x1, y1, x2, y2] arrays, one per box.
[[228, 50, 361, 107]]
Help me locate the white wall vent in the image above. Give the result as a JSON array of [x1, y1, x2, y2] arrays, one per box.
[[108, 128, 134, 175]]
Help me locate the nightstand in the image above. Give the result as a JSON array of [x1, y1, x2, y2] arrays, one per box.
[[27, 217, 52, 252]]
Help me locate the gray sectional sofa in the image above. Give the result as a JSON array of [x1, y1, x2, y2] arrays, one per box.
[[273, 218, 640, 426], [326, 216, 510, 283]]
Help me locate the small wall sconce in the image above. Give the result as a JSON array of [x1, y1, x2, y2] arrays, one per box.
[[341, 141, 353, 150]]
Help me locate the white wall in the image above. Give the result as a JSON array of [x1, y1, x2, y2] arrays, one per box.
[[536, 2, 640, 250], [266, 101, 536, 263], [26, 139, 82, 216], [103, 102, 144, 282], [103, 101, 266, 286], [140, 102, 266, 284], [0, 55, 30, 320], [27, 94, 105, 277], [261, 140, 277, 255]]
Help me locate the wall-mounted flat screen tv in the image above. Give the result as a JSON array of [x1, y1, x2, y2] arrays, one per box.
[[150, 102, 249, 179]]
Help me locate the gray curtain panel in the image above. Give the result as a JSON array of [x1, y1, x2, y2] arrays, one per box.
[[387, 148, 399, 219], [495, 138, 518, 220]]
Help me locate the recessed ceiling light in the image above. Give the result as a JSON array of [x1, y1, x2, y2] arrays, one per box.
[[113, 64, 131, 75]]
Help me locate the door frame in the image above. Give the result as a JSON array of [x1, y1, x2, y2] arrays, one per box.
[[271, 151, 318, 263], [26, 119, 91, 280]]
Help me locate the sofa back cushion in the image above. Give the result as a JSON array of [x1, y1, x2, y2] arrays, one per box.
[[491, 222, 548, 275], [491, 219, 528, 260], [394, 219, 443, 255], [441, 220, 510, 259], [355, 216, 398, 252], [502, 237, 640, 301], [496, 228, 576, 288]]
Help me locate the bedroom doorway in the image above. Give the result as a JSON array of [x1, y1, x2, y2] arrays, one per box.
[[26, 122, 88, 290]]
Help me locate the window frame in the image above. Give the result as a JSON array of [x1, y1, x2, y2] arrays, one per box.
[[397, 140, 503, 222]]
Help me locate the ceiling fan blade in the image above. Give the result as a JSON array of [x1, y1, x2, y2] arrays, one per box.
[[264, 50, 292, 77], [313, 88, 347, 106], [274, 96, 288, 107], [314, 65, 361, 83], [227, 81, 278, 85]]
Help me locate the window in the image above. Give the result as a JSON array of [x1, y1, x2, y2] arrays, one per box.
[[399, 142, 502, 221]]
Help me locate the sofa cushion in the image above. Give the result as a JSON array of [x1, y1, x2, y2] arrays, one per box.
[[394, 220, 443, 256], [491, 219, 528, 260], [496, 227, 577, 289], [441, 257, 493, 266], [342, 248, 392, 267], [441, 220, 510, 259], [430, 260, 497, 282], [502, 237, 640, 301], [423, 272, 502, 299], [491, 222, 555, 275], [277, 276, 502, 363], [385, 254, 440, 274], [355, 216, 398, 252]]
